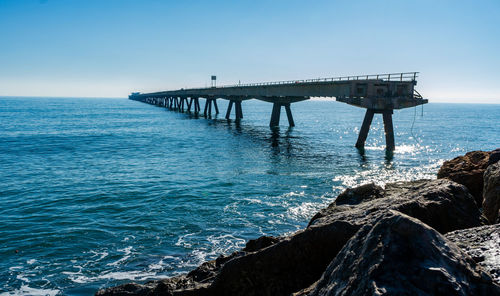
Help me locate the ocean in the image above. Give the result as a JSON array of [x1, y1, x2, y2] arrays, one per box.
[[0, 97, 498, 295]]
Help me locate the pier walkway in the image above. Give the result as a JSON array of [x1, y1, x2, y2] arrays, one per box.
[[129, 72, 427, 151]]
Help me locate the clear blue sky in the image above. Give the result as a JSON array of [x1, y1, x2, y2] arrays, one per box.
[[1, 0, 499, 103]]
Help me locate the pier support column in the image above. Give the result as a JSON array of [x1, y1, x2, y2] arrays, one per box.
[[204, 99, 209, 117], [284, 103, 295, 127], [213, 99, 219, 114], [270, 103, 281, 127], [225, 101, 233, 119], [270, 103, 294, 127], [203, 98, 218, 117], [194, 98, 200, 113], [187, 98, 193, 112], [355, 109, 375, 149], [179, 98, 184, 112], [225, 100, 244, 120], [235, 101, 243, 120], [382, 110, 395, 151]]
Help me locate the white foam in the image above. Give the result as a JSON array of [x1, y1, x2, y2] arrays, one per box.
[[0, 285, 60, 296], [97, 270, 156, 281], [107, 246, 133, 266]]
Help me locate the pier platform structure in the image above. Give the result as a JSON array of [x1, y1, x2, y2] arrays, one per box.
[[129, 72, 427, 151]]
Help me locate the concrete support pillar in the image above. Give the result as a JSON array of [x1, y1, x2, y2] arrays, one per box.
[[235, 101, 243, 119], [382, 110, 395, 151], [226, 100, 243, 120], [203, 98, 218, 117], [270, 102, 294, 127], [284, 103, 295, 127], [270, 103, 281, 127], [225, 101, 234, 119], [203, 99, 209, 117], [194, 98, 200, 113], [213, 99, 219, 114], [187, 98, 193, 112], [355, 109, 375, 149]]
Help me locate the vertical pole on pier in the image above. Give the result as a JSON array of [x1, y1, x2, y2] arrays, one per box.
[[213, 99, 219, 114], [355, 109, 375, 149], [270, 103, 281, 127], [180, 98, 184, 112], [382, 110, 395, 151], [235, 101, 243, 119], [284, 103, 295, 127], [226, 101, 234, 119], [187, 98, 193, 112], [208, 99, 212, 117]]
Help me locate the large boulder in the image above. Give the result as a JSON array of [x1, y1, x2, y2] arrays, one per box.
[[297, 211, 500, 296], [446, 223, 500, 284], [483, 162, 500, 224], [97, 179, 486, 296], [489, 148, 500, 166], [310, 179, 485, 234], [437, 150, 491, 205]]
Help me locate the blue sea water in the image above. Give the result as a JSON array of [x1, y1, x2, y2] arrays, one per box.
[[0, 97, 498, 295]]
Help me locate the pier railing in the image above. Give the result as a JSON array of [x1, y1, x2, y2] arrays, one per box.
[[218, 72, 418, 89]]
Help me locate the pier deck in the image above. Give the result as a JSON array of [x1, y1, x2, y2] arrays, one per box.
[[129, 72, 427, 151]]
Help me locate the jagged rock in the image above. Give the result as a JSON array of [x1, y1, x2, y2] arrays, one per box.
[[97, 179, 486, 296], [242, 236, 280, 252], [333, 182, 384, 206], [310, 179, 485, 234], [95, 275, 208, 296], [437, 150, 492, 205], [446, 223, 500, 285], [297, 211, 500, 296], [489, 148, 500, 166], [483, 162, 500, 224]]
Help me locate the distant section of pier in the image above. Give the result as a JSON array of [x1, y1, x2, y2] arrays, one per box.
[[129, 72, 428, 151]]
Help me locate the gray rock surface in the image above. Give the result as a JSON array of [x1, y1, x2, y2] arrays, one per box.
[[446, 223, 500, 284], [297, 211, 500, 296], [332, 182, 384, 206], [483, 162, 500, 223], [310, 179, 485, 234]]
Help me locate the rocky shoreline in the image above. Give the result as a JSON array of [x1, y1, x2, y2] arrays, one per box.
[[97, 149, 500, 296]]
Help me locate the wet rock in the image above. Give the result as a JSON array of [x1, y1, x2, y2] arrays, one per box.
[[483, 162, 500, 224], [446, 223, 500, 284], [437, 150, 491, 205], [297, 211, 500, 296]]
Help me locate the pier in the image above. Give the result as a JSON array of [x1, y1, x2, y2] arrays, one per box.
[[129, 72, 427, 151]]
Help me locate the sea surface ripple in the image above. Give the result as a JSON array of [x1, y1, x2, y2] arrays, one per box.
[[0, 97, 498, 295]]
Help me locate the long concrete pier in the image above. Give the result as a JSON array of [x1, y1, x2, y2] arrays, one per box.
[[129, 72, 427, 151]]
